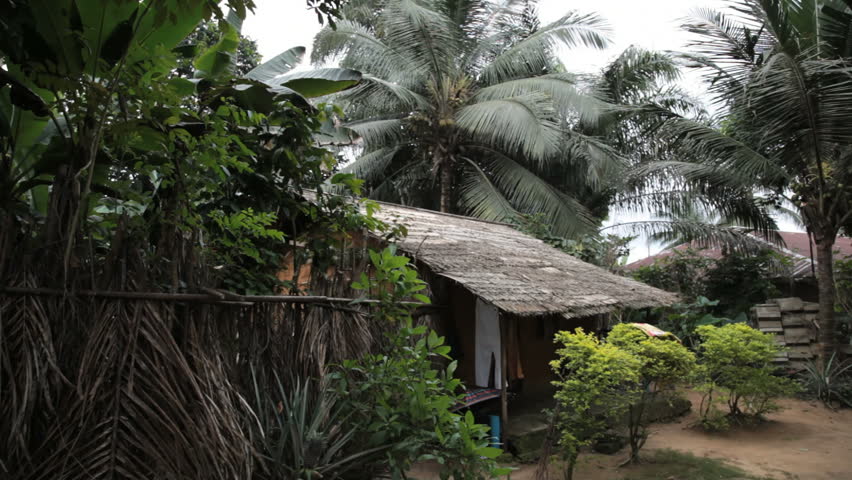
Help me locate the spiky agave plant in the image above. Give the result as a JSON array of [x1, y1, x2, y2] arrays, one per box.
[[311, 0, 620, 237]]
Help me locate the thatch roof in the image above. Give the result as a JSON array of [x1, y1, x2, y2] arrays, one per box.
[[369, 202, 678, 318]]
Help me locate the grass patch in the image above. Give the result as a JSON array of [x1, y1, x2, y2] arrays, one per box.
[[617, 449, 771, 480]]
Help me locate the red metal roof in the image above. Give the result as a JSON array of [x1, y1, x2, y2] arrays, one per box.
[[626, 231, 852, 278]]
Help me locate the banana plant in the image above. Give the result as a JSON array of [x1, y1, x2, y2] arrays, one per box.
[[0, 2, 362, 220]]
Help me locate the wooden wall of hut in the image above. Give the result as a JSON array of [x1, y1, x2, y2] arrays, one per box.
[[433, 280, 478, 386]]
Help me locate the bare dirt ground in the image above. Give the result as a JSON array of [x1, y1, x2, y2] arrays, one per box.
[[410, 393, 852, 479], [638, 393, 852, 480]]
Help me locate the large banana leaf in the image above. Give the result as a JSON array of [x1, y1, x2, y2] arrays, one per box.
[[194, 20, 241, 79], [275, 68, 362, 98], [246, 48, 361, 98], [245, 47, 306, 83]]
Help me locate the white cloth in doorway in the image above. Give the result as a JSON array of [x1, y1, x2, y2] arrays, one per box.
[[475, 299, 501, 388]]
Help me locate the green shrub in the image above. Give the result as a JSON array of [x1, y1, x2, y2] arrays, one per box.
[[515, 213, 634, 270], [695, 324, 799, 428], [551, 325, 697, 471], [331, 322, 505, 479], [607, 324, 697, 463], [551, 329, 641, 479]]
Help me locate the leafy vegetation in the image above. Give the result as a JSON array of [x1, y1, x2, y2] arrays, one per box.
[[799, 353, 852, 409], [551, 329, 641, 479], [633, 249, 714, 300], [633, 247, 783, 330], [607, 324, 696, 463], [0, 1, 395, 477], [517, 212, 634, 270], [553, 322, 798, 471], [657, 296, 735, 350], [176, 19, 262, 77], [334, 246, 509, 479], [634, 248, 781, 314], [635, 0, 852, 360], [313, 0, 622, 236], [251, 375, 385, 479], [695, 324, 799, 430], [833, 255, 852, 346], [550, 325, 695, 475]]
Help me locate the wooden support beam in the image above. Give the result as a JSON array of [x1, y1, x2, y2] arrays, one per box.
[[0, 286, 443, 310], [500, 314, 509, 445]]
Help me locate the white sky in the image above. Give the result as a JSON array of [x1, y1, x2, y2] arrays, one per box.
[[242, 0, 802, 261], [243, 0, 720, 76]]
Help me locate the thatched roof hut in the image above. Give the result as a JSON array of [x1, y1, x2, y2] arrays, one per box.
[[293, 194, 678, 438], [371, 201, 678, 318]]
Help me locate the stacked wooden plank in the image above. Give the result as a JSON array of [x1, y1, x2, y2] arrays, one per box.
[[751, 297, 818, 370]]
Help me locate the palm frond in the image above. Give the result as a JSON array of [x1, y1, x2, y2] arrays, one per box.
[[683, 6, 769, 69], [682, 6, 769, 102], [648, 112, 790, 185], [597, 47, 681, 104], [456, 94, 561, 163], [601, 220, 772, 253], [558, 129, 628, 188], [381, 0, 459, 80], [441, 0, 489, 34], [643, 86, 706, 117], [311, 20, 418, 79], [629, 160, 759, 191], [613, 183, 779, 239], [343, 74, 429, 115], [465, 146, 595, 237], [343, 117, 409, 147], [339, 146, 401, 183], [772, 201, 806, 230], [747, 53, 852, 151], [479, 11, 611, 85], [474, 72, 608, 124], [456, 156, 520, 223], [820, 0, 852, 57], [27, 299, 252, 480]]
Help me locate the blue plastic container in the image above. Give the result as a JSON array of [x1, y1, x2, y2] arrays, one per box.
[[488, 415, 501, 448]]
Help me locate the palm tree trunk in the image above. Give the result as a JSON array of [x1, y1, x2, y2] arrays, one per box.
[[815, 235, 838, 362], [439, 159, 452, 213]]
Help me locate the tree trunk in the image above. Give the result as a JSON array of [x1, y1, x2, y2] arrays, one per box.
[[439, 159, 452, 213], [815, 235, 838, 362], [562, 451, 577, 480]]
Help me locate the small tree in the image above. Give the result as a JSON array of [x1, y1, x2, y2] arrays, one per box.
[[550, 329, 641, 479], [695, 324, 799, 430], [633, 248, 712, 299], [607, 324, 697, 463]]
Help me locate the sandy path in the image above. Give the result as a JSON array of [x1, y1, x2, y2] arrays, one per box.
[[410, 394, 852, 479], [641, 393, 852, 479]]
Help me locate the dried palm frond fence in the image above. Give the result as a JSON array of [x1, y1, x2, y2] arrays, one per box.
[[0, 277, 432, 479]]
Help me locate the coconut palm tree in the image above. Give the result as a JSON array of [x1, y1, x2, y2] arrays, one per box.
[[574, 46, 779, 255], [311, 0, 617, 237], [637, 0, 852, 359]]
